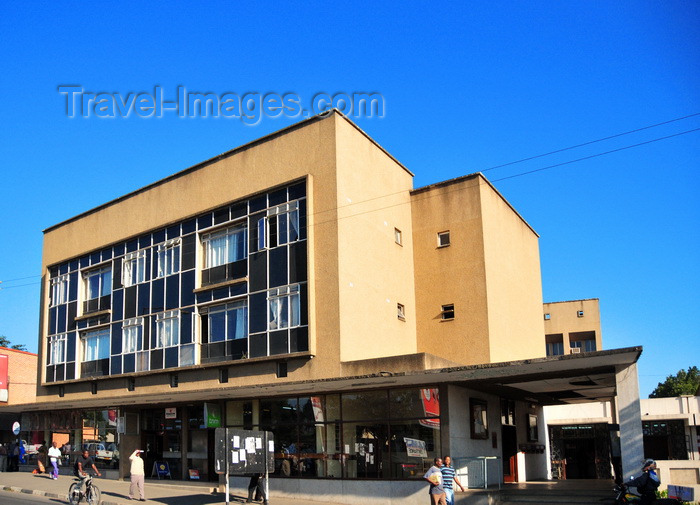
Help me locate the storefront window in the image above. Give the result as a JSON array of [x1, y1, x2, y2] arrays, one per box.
[[80, 409, 119, 469], [342, 391, 388, 421]]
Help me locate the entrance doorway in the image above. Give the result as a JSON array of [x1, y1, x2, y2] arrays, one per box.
[[502, 425, 518, 483], [548, 424, 612, 480]]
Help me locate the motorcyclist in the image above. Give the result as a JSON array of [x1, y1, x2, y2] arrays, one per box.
[[630, 459, 660, 505]]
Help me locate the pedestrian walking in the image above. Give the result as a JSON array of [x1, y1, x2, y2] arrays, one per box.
[[36, 441, 48, 474], [424, 457, 446, 505], [0, 443, 7, 472], [246, 473, 268, 504], [440, 456, 464, 505], [128, 449, 146, 501], [48, 441, 61, 479]]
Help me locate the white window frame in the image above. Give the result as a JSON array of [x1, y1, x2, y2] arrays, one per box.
[[122, 317, 144, 354], [50, 274, 70, 306], [202, 224, 247, 269], [546, 341, 564, 356], [48, 334, 67, 365], [394, 228, 402, 245], [206, 300, 248, 342], [268, 284, 301, 330], [157, 239, 181, 278], [261, 201, 301, 250], [441, 303, 455, 320], [437, 231, 451, 248], [155, 310, 180, 348], [122, 250, 147, 287], [82, 328, 110, 362], [83, 266, 112, 301]]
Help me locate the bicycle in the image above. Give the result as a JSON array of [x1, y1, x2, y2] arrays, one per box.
[[68, 473, 101, 505]]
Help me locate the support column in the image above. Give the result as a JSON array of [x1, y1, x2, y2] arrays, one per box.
[[615, 362, 644, 480]]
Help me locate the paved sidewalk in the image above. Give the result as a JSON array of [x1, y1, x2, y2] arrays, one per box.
[[0, 470, 330, 505]]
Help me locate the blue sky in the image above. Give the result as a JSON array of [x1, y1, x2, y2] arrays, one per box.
[[0, 1, 697, 397]]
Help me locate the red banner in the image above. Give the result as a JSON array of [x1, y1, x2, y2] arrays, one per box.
[[0, 354, 8, 389]]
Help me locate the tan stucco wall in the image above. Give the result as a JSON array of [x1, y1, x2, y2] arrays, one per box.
[[1, 348, 37, 405], [334, 116, 417, 362], [411, 176, 491, 365], [543, 298, 602, 352], [479, 179, 545, 362]]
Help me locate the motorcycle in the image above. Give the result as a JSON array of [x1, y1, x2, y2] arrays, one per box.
[[613, 483, 683, 505]]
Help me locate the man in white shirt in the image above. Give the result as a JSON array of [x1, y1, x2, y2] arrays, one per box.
[[129, 449, 146, 501], [48, 441, 62, 479]]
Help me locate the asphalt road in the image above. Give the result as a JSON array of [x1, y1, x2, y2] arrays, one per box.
[[0, 493, 63, 505]]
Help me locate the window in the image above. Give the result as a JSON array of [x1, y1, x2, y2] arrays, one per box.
[[394, 228, 402, 245], [397, 303, 405, 320], [437, 231, 450, 248], [50, 274, 69, 306], [546, 341, 565, 356], [202, 224, 247, 268], [83, 328, 110, 362], [206, 300, 248, 342], [577, 310, 584, 317], [470, 398, 488, 439], [84, 266, 111, 300], [527, 414, 539, 442], [157, 240, 181, 277], [122, 318, 144, 353], [571, 340, 596, 352], [268, 284, 301, 330], [441, 304, 455, 320], [122, 251, 147, 286], [155, 311, 180, 348], [48, 334, 67, 365], [544, 313, 551, 321], [261, 201, 301, 250]]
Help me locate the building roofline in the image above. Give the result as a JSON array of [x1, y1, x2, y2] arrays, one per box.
[[411, 172, 539, 237], [544, 298, 600, 305], [0, 347, 37, 357], [43, 110, 413, 234]]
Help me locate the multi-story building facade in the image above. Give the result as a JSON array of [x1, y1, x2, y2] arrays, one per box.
[[0, 347, 37, 445], [19, 111, 645, 503], [543, 299, 602, 356]]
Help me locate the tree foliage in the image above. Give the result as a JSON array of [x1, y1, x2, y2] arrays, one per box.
[[0, 335, 27, 351], [649, 366, 700, 398]]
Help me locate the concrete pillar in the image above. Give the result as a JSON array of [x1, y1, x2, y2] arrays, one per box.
[[615, 362, 644, 480]]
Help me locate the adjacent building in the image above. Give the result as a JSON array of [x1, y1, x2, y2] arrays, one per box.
[[12, 111, 646, 504], [0, 347, 37, 445]]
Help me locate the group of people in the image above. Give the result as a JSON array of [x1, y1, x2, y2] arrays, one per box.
[[35, 440, 63, 479], [423, 456, 464, 505], [0, 440, 27, 471]]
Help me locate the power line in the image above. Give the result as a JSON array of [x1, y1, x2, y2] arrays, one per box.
[[0, 275, 41, 283], [0, 281, 41, 291], [491, 127, 700, 182], [482, 112, 700, 173]]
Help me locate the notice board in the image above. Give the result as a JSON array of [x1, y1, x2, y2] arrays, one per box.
[[214, 428, 275, 475]]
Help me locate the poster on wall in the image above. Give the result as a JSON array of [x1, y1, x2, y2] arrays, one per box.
[[419, 388, 440, 429], [165, 408, 177, 419], [0, 355, 8, 403], [205, 403, 221, 428], [404, 437, 427, 458]]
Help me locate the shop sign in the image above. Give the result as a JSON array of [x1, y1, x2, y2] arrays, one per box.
[[188, 469, 200, 480], [404, 437, 427, 458], [311, 396, 324, 423], [419, 388, 440, 429], [205, 403, 221, 428], [12, 421, 20, 435], [165, 407, 177, 419]]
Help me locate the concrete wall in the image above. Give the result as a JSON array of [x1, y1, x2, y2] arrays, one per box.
[[411, 176, 490, 365], [1, 348, 37, 405], [334, 115, 417, 362], [479, 179, 545, 363]]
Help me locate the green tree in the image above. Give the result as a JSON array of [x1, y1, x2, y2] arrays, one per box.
[[649, 366, 700, 398], [0, 335, 27, 351]]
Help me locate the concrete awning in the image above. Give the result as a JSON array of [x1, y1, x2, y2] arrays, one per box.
[[9, 346, 642, 412]]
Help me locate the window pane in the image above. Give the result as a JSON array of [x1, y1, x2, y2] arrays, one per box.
[[227, 304, 248, 339], [88, 274, 100, 299], [278, 213, 288, 245], [289, 209, 299, 242], [101, 271, 111, 296], [290, 292, 300, 327], [342, 391, 388, 421], [209, 310, 226, 342]]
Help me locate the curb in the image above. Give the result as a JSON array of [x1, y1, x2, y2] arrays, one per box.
[[1, 484, 124, 505]]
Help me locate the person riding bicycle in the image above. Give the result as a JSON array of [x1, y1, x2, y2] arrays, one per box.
[[630, 459, 660, 505], [74, 449, 102, 493]]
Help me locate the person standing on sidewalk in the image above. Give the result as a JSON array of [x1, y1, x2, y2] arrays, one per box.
[[423, 457, 446, 505], [48, 441, 61, 479], [0, 443, 7, 472], [440, 456, 464, 505], [128, 449, 146, 501]]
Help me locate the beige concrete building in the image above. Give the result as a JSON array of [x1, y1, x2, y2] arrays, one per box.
[[543, 298, 602, 356], [12, 111, 645, 504], [0, 347, 38, 444]]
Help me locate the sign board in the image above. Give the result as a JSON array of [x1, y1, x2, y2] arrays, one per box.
[[151, 461, 171, 479], [204, 403, 221, 428], [419, 388, 440, 429], [12, 422, 20, 435], [214, 428, 274, 475], [188, 469, 200, 480], [165, 408, 177, 419], [668, 485, 694, 502], [404, 437, 427, 458], [0, 355, 8, 402]]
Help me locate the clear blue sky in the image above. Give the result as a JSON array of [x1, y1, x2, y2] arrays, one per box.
[[0, 1, 698, 397]]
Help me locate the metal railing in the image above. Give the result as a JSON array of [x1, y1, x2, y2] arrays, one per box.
[[451, 456, 502, 490]]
